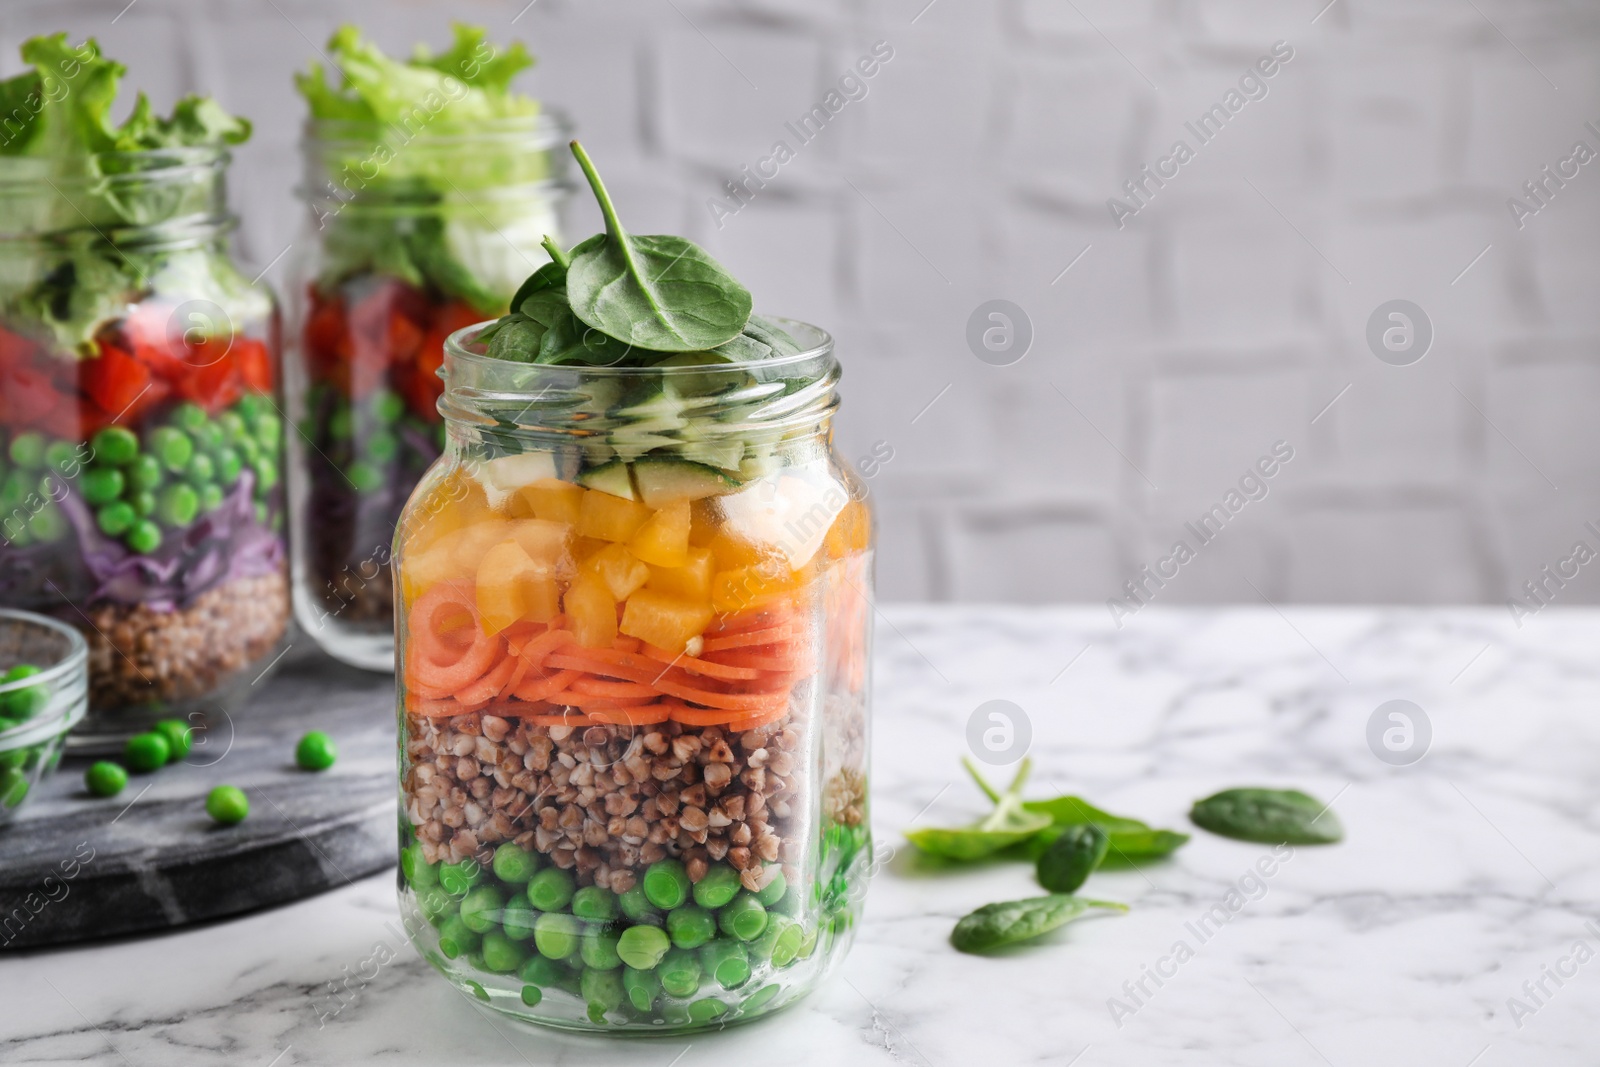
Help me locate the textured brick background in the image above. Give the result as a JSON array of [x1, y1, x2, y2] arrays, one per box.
[[9, 0, 1600, 611]]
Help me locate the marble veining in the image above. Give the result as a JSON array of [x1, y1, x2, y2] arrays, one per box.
[[2, 605, 1597, 1066]]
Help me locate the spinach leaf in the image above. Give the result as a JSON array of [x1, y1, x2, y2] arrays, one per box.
[[1036, 825, 1108, 894], [484, 315, 545, 363], [565, 141, 752, 352], [905, 758, 1052, 861], [950, 895, 1127, 954], [1020, 795, 1190, 862], [1189, 787, 1343, 845]]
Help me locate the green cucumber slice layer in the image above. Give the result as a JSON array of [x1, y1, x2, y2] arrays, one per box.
[[577, 459, 635, 500], [633, 457, 738, 508]]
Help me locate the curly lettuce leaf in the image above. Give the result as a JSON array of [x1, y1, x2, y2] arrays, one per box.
[[0, 34, 122, 159]]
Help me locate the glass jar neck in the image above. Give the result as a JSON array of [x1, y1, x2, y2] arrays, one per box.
[[299, 113, 568, 221], [437, 320, 841, 456], [0, 147, 231, 244]]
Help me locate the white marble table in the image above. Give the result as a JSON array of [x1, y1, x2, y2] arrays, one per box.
[[4, 606, 1597, 1067]]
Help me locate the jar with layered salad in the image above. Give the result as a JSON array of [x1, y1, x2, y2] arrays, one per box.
[[284, 25, 568, 670], [393, 321, 874, 1031], [0, 36, 287, 744]]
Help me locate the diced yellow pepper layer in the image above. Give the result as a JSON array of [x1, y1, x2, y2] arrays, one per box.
[[620, 589, 714, 654]]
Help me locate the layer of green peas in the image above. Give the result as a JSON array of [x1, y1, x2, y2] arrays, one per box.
[[305, 386, 441, 495], [402, 840, 810, 1025], [0, 394, 282, 554], [0, 663, 55, 811]]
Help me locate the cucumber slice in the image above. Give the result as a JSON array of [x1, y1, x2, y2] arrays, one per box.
[[633, 457, 738, 508], [680, 438, 745, 471], [577, 459, 636, 500]]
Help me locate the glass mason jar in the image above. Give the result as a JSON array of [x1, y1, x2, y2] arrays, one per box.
[[286, 115, 570, 671], [0, 147, 287, 746], [392, 321, 873, 1031]]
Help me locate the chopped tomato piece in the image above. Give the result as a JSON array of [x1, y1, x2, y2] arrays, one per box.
[[79, 343, 155, 417], [234, 338, 274, 393]]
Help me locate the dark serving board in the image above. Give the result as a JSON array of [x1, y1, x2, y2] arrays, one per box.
[[0, 649, 398, 950]]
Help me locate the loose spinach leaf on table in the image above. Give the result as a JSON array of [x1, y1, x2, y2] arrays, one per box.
[[565, 141, 752, 353], [1189, 787, 1343, 845], [905, 758, 1052, 861], [950, 894, 1128, 954], [1036, 824, 1109, 894], [1020, 794, 1190, 862]]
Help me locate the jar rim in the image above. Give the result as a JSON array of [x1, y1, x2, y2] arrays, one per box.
[[443, 316, 836, 378], [301, 109, 570, 150], [0, 144, 229, 191]]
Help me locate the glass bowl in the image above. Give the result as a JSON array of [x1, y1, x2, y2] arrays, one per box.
[[0, 608, 89, 823]]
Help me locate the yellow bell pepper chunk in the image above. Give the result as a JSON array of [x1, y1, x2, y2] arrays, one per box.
[[710, 561, 802, 614], [620, 589, 714, 653], [646, 545, 714, 602], [476, 539, 560, 634], [564, 574, 618, 648], [583, 543, 651, 600], [629, 501, 690, 568], [577, 489, 651, 543], [519, 479, 585, 525]]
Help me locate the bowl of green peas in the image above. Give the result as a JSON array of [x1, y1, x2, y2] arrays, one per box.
[[0, 608, 88, 823]]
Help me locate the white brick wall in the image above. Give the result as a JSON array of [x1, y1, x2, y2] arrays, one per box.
[[12, 0, 1600, 609]]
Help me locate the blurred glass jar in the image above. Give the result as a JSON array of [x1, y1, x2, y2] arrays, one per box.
[[285, 114, 571, 671], [391, 321, 875, 1031], [0, 146, 287, 746]]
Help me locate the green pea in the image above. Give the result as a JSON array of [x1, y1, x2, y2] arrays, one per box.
[[643, 859, 690, 910], [769, 922, 804, 967], [28, 504, 66, 542], [491, 842, 538, 885], [463, 978, 490, 1001], [581, 967, 625, 1020], [572, 885, 619, 922], [480, 931, 529, 974], [206, 784, 249, 825], [525, 866, 575, 911], [719, 892, 768, 942], [84, 760, 127, 797], [8, 432, 44, 468], [3, 524, 31, 548], [125, 520, 161, 554], [755, 869, 787, 908], [157, 483, 199, 527], [252, 501, 269, 526], [687, 996, 729, 1024], [698, 939, 751, 990], [616, 923, 671, 970], [328, 407, 353, 440], [365, 430, 398, 465], [691, 863, 742, 909], [154, 718, 192, 760], [416, 885, 453, 926], [123, 731, 171, 772], [185, 452, 215, 485], [347, 460, 382, 494], [0, 745, 27, 771], [374, 390, 405, 424], [253, 411, 282, 450], [219, 410, 247, 443], [618, 884, 660, 923], [128, 453, 163, 491], [1, 665, 46, 720], [149, 427, 193, 473], [128, 490, 155, 517], [252, 456, 279, 493], [295, 730, 337, 770], [235, 394, 265, 421], [172, 402, 207, 434], [739, 983, 781, 1016], [622, 966, 661, 1013], [532, 911, 581, 960], [0, 768, 30, 808], [518, 954, 572, 990], [460, 885, 505, 934], [519, 984, 543, 1007], [214, 447, 242, 486], [401, 842, 438, 888], [43, 440, 76, 475], [439, 859, 483, 897], [581, 924, 623, 971], [666, 905, 716, 950], [81, 466, 125, 505], [198, 484, 223, 513], [0, 470, 27, 509], [501, 891, 538, 942], [90, 426, 139, 466], [438, 913, 480, 959], [193, 420, 224, 453]]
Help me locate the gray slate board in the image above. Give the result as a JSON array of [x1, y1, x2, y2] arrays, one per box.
[[0, 651, 397, 950]]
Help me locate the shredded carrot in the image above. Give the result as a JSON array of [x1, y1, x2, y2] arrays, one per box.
[[640, 643, 763, 681], [551, 692, 657, 709], [568, 677, 662, 699], [530, 712, 594, 727], [454, 653, 518, 705], [587, 703, 673, 725], [407, 582, 501, 698], [701, 624, 797, 652], [512, 668, 581, 702], [666, 700, 790, 729]]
